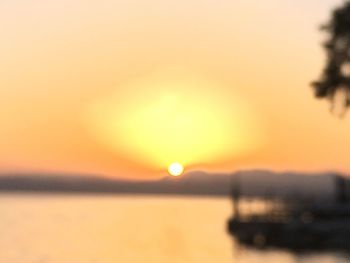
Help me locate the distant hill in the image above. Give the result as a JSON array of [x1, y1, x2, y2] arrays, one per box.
[[0, 171, 229, 196], [0, 170, 345, 200]]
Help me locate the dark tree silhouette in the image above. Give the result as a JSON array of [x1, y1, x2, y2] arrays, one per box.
[[313, 1, 350, 111]]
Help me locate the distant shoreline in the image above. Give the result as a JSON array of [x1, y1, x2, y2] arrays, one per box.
[[0, 170, 343, 201]]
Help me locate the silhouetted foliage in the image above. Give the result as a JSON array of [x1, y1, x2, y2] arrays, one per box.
[[313, 1, 350, 111]]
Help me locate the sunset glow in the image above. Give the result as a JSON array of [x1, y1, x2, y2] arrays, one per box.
[[0, 0, 350, 178], [86, 71, 262, 170]]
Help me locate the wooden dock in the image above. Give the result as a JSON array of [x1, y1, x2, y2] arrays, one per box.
[[227, 175, 350, 251]]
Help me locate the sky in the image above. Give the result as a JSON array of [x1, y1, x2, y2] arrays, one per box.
[[0, 0, 349, 178]]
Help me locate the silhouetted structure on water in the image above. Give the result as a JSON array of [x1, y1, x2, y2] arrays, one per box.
[[228, 174, 350, 251]]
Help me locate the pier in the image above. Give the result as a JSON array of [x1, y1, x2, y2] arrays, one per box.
[[227, 175, 350, 251]]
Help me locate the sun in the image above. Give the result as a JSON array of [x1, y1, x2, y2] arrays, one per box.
[[168, 162, 184, 176]]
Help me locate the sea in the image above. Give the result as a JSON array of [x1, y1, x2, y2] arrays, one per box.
[[0, 194, 349, 263]]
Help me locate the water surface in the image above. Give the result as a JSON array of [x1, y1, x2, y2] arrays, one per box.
[[0, 194, 348, 263]]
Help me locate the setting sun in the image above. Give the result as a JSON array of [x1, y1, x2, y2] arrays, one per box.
[[168, 163, 184, 176]]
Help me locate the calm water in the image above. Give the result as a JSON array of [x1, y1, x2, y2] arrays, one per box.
[[0, 194, 349, 263]]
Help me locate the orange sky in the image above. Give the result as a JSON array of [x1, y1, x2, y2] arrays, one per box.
[[1, 0, 349, 178]]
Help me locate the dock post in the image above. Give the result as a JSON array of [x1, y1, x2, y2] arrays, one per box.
[[231, 173, 240, 220], [335, 174, 347, 204]]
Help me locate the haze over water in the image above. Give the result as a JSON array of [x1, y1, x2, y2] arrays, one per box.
[[1, 194, 348, 263]]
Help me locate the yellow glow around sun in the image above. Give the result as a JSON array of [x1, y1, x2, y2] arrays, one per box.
[[86, 70, 264, 170], [168, 162, 184, 176]]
